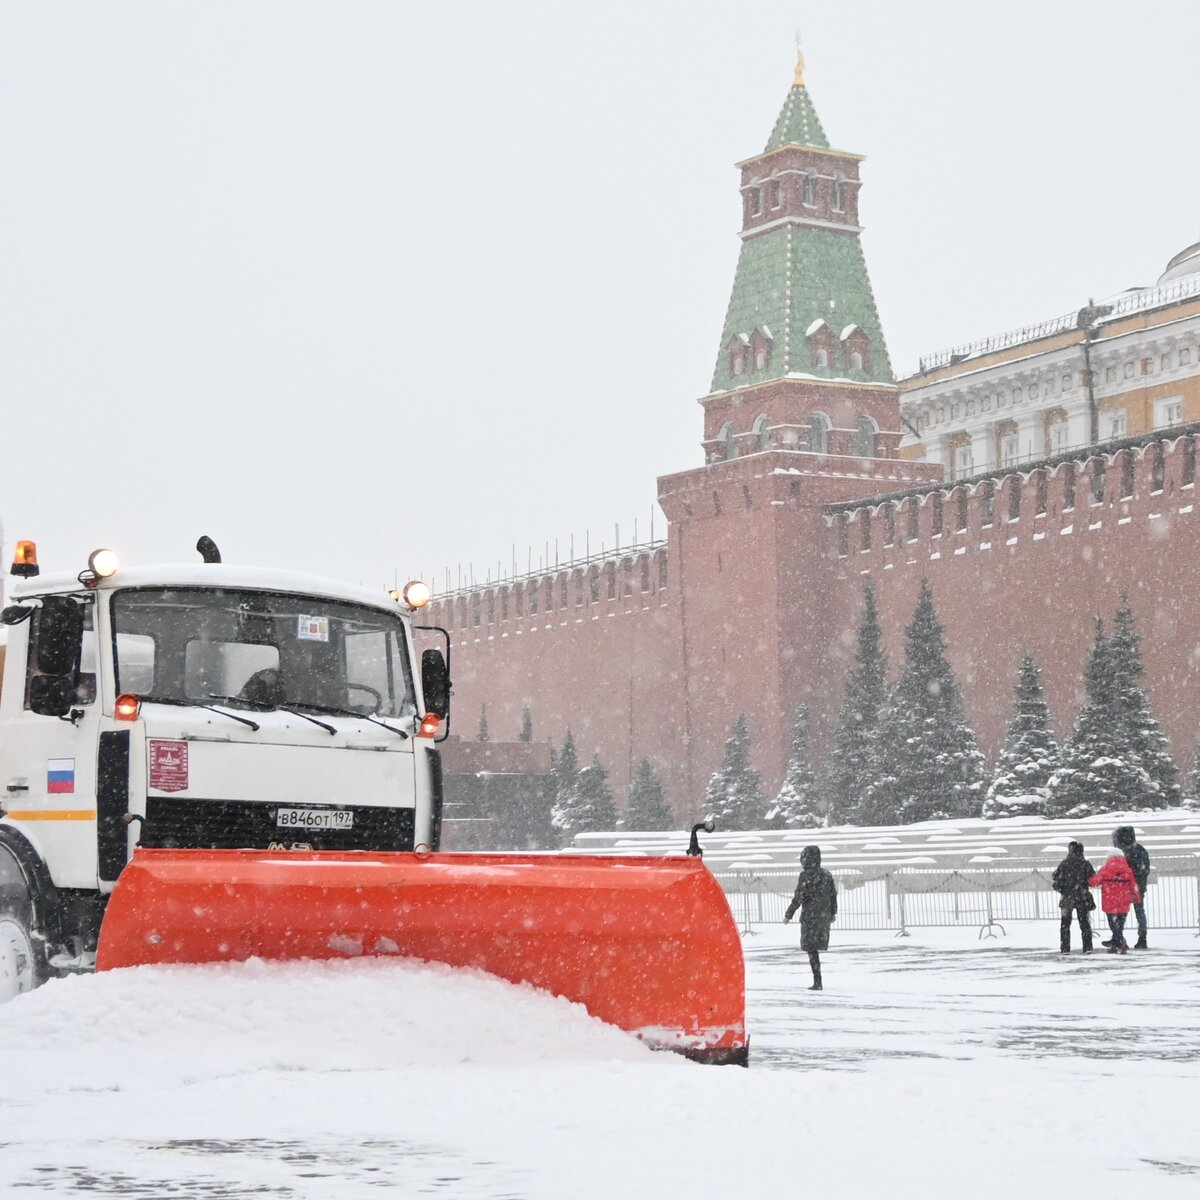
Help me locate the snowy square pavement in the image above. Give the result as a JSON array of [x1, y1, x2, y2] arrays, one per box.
[[1, 924, 1197, 1198]]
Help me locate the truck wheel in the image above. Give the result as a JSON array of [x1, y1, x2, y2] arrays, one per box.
[[0, 850, 48, 1002], [0, 907, 46, 1000]]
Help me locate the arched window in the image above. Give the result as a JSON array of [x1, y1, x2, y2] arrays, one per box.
[[752, 414, 771, 452], [855, 415, 877, 458], [718, 421, 737, 460], [849, 350, 863, 371], [807, 412, 831, 455], [803, 172, 816, 206], [816, 347, 829, 368], [728, 335, 748, 377], [832, 175, 845, 212]]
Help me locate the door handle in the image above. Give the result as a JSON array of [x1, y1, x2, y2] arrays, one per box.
[[6, 783, 29, 793]]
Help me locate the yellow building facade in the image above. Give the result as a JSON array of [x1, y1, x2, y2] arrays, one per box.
[[899, 241, 1200, 477]]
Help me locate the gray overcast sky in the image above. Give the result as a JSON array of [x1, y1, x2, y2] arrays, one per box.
[[3, 1, 1198, 593]]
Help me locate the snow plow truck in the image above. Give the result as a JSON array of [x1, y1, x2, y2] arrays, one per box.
[[0, 538, 746, 1064]]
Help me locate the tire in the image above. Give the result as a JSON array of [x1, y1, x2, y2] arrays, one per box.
[[0, 847, 48, 1002]]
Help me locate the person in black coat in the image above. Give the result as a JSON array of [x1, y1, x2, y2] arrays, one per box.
[[1113, 825, 1151, 949], [783, 845, 838, 990], [1051, 841, 1095, 953]]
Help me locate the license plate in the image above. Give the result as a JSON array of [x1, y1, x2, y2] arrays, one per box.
[[275, 807, 353, 831]]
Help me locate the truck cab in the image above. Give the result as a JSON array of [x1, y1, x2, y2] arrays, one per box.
[[0, 542, 448, 996]]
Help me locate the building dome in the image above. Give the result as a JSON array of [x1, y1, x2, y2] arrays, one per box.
[[1157, 239, 1200, 285]]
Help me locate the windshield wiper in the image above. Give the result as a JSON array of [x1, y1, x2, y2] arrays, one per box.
[[286, 700, 409, 739], [141, 695, 260, 732], [279, 706, 336, 735]]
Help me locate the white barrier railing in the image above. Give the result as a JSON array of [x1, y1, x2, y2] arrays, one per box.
[[712, 858, 1200, 938]]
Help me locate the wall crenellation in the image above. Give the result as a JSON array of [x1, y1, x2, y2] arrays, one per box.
[[428, 546, 671, 644], [827, 429, 1199, 572]]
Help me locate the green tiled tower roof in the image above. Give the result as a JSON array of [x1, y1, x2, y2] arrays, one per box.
[[710, 70, 894, 394], [764, 81, 829, 151]]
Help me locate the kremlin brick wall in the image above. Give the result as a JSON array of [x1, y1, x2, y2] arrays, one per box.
[[429, 428, 1200, 821]]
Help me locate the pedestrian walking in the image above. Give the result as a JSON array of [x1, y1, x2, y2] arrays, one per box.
[[783, 845, 837, 990], [1051, 841, 1095, 953], [1088, 853, 1141, 954], [1112, 825, 1151, 949]]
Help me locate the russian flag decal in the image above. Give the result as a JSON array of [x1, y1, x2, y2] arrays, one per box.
[[47, 758, 76, 794]]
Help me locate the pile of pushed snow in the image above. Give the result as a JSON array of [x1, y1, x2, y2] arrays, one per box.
[[0, 958, 649, 1100]]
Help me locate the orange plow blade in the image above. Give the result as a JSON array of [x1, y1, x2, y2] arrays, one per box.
[[96, 849, 747, 1064]]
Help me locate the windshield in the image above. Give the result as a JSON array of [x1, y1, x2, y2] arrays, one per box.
[[110, 587, 417, 719]]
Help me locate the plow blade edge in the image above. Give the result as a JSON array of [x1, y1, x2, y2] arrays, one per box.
[[96, 849, 747, 1063]]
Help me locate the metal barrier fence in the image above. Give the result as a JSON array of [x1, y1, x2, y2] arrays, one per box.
[[711, 858, 1200, 937]]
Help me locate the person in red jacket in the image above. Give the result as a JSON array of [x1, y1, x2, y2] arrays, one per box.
[[1088, 854, 1142, 953]]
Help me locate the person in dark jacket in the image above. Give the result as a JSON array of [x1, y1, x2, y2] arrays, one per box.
[[783, 845, 838, 990], [1051, 841, 1095, 953], [1112, 825, 1151, 949]]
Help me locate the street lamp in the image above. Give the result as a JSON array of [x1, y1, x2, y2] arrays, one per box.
[[1076, 298, 1113, 444]]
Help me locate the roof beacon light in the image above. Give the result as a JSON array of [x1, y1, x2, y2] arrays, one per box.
[[418, 712, 441, 738], [402, 579, 432, 610], [88, 548, 119, 579], [11, 540, 39, 578], [114, 694, 141, 721]]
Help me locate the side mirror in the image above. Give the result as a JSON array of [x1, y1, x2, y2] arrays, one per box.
[[30, 674, 75, 718], [420, 648, 450, 718], [37, 596, 84, 676]]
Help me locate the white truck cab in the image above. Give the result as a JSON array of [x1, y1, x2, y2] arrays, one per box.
[[0, 540, 449, 996]]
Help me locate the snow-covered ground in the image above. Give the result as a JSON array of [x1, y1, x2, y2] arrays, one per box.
[[2, 926, 1197, 1198]]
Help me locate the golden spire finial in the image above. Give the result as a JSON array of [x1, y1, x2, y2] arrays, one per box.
[[793, 31, 806, 86]]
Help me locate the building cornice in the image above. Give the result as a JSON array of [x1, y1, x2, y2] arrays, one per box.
[[702, 376, 898, 405], [736, 145, 865, 168], [741, 214, 862, 239]]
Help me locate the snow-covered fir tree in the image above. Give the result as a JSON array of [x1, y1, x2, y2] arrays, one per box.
[[518, 703, 533, 743], [547, 729, 580, 845], [623, 759, 674, 831], [866, 581, 986, 824], [1186, 739, 1200, 811], [552, 754, 617, 840], [1109, 600, 1179, 806], [476, 704, 489, 743], [554, 729, 578, 794], [704, 714, 767, 831], [826, 583, 888, 825], [766, 706, 823, 829], [1049, 620, 1151, 817], [983, 653, 1060, 820]]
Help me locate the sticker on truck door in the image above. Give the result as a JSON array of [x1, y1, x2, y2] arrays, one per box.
[[149, 740, 189, 793], [47, 759, 75, 794]]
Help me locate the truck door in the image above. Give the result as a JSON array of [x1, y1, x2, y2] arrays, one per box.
[[0, 595, 101, 891]]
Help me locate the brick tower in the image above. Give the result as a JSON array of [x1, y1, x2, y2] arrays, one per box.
[[657, 53, 940, 807]]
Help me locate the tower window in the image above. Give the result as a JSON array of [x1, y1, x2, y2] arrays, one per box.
[[746, 187, 762, 217], [855, 415, 877, 458], [718, 421, 737, 461], [832, 176, 845, 212], [807, 412, 831, 455], [752, 414, 771, 452], [803, 172, 816, 206], [767, 179, 782, 209]]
